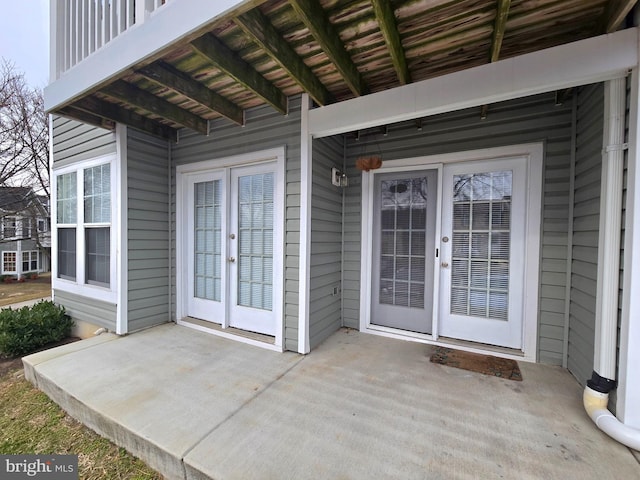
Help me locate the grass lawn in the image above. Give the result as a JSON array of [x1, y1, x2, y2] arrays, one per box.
[[0, 359, 163, 479], [0, 273, 52, 307]]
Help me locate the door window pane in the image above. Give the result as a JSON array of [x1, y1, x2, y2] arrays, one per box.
[[450, 170, 511, 320], [237, 173, 274, 311], [378, 176, 428, 308], [194, 180, 222, 301]]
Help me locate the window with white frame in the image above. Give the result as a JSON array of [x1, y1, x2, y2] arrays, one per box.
[[22, 251, 38, 272], [84, 164, 111, 286], [57, 172, 77, 281], [22, 218, 32, 238], [2, 252, 16, 273], [54, 159, 113, 290], [2, 216, 17, 239]]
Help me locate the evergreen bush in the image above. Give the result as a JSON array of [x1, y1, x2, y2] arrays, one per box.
[[0, 301, 73, 357]]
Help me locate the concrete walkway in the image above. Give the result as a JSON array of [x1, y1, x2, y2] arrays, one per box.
[[23, 324, 639, 480]]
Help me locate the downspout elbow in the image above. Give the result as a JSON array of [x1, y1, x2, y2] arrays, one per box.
[[583, 386, 640, 451]]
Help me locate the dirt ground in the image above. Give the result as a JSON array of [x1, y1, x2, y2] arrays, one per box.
[[0, 272, 51, 308]]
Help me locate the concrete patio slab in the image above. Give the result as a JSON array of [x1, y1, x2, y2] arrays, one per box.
[[24, 324, 639, 480]]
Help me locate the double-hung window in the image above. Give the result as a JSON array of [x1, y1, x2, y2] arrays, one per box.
[[54, 157, 114, 295]]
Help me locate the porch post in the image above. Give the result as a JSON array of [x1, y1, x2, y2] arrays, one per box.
[[298, 94, 312, 353], [619, 66, 640, 429]]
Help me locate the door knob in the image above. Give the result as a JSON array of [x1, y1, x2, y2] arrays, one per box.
[[228, 257, 236, 263], [441, 261, 449, 268]]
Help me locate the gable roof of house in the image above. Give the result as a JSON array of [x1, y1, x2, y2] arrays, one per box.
[[0, 187, 48, 216], [49, 0, 638, 141]]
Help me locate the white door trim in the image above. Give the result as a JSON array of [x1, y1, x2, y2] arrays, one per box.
[[359, 143, 543, 362], [175, 147, 285, 350]]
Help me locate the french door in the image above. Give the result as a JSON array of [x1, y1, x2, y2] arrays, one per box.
[[370, 170, 438, 333], [367, 153, 535, 351], [184, 161, 280, 337], [438, 158, 527, 349]]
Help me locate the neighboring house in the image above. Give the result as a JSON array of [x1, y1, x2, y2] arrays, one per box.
[[0, 187, 51, 278], [46, 1, 640, 446]]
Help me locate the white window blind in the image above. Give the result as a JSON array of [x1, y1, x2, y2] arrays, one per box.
[[194, 180, 222, 301]]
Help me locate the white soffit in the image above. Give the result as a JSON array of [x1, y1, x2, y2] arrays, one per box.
[[309, 28, 639, 138], [45, 0, 251, 112]]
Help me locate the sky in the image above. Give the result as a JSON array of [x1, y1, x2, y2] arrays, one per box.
[[0, 0, 49, 88]]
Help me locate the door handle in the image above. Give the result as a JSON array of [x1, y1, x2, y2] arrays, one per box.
[[228, 257, 236, 263], [441, 261, 449, 268]]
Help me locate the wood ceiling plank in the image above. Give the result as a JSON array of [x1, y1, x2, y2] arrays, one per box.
[[603, 0, 638, 33], [137, 62, 244, 125], [289, 0, 368, 97], [191, 33, 288, 114], [72, 96, 178, 141], [103, 80, 209, 135], [371, 0, 411, 85], [235, 8, 333, 106]]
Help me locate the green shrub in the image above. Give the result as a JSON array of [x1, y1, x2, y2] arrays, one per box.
[[0, 301, 74, 357]]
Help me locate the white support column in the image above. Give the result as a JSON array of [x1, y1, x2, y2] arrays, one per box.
[[115, 124, 129, 335], [619, 67, 640, 429], [298, 94, 312, 354]]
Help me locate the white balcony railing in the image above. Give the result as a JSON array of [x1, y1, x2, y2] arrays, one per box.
[[50, 0, 169, 81]]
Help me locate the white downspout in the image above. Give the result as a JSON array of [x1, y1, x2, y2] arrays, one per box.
[[582, 77, 640, 451]]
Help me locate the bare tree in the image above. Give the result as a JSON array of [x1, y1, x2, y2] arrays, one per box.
[[0, 60, 50, 271], [0, 60, 49, 196]]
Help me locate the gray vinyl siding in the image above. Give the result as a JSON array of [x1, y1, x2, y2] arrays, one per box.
[[309, 135, 344, 349], [342, 92, 574, 365], [52, 116, 116, 166], [567, 83, 603, 385], [127, 128, 171, 332], [171, 97, 302, 352], [54, 289, 117, 330]]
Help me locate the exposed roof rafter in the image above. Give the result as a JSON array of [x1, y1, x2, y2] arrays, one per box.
[[289, 0, 368, 97], [234, 8, 332, 106], [103, 80, 209, 135], [603, 0, 638, 33], [137, 62, 244, 126], [72, 96, 178, 141], [371, 0, 411, 85], [191, 34, 288, 114], [57, 106, 115, 131]]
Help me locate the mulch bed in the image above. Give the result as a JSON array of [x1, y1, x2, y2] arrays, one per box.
[[0, 337, 81, 378]]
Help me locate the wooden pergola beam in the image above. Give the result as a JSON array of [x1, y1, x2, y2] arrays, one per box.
[[481, 0, 511, 119], [137, 61, 244, 126], [371, 0, 411, 85], [191, 34, 288, 114], [103, 80, 209, 135], [235, 8, 332, 106], [71, 96, 178, 141], [603, 0, 638, 33], [289, 0, 368, 97]]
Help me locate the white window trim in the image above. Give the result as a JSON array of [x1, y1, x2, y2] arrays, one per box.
[[359, 143, 543, 363], [52, 153, 118, 304], [21, 251, 39, 273], [2, 252, 17, 274]]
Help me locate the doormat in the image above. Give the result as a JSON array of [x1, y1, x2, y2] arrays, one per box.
[[430, 347, 522, 381]]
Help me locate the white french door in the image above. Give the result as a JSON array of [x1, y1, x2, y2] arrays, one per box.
[[438, 158, 527, 349], [182, 160, 281, 337], [363, 145, 542, 355]]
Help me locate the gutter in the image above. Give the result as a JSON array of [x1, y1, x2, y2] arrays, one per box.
[[583, 77, 640, 451]]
